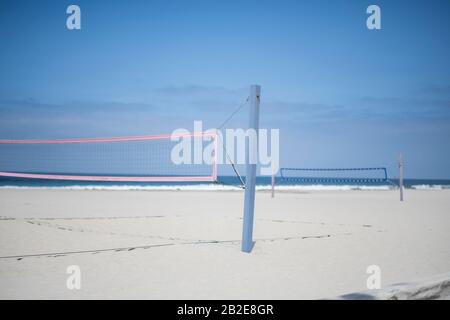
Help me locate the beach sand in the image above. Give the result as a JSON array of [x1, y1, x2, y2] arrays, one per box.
[[0, 188, 449, 299]]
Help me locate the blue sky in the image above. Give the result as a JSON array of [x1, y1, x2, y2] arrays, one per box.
[[0, 0, 449, 178]]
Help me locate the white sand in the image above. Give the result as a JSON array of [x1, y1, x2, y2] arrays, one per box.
[[0, 189, 449, 299]]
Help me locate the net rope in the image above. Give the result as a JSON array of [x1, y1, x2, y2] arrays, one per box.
[[215, 96, 250, 189]]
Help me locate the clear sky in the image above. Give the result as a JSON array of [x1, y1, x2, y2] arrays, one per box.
[[0, 0, 449, 178]]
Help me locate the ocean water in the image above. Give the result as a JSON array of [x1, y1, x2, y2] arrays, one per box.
[[0, 176, 449, 191]]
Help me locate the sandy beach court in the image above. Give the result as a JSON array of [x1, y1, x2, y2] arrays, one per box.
[[0, 189, 449, 299]]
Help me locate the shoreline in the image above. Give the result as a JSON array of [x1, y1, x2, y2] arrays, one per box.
[[0, 185, 447, 192]]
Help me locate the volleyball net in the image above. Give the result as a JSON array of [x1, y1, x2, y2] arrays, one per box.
[[0, 132, 218, 182], [279, 167, 388, 184]]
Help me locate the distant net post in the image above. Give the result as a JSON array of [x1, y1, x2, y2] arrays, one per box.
[[241, 85, 261, 253], [271, 170, 275, 198], [399, 153, 404, 202]]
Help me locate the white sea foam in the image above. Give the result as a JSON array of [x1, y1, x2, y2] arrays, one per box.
[[260, 185, 393, 191], [0, 184, 395, 191], [0, 184, 236, 191], [411, 184, 450, 190]]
